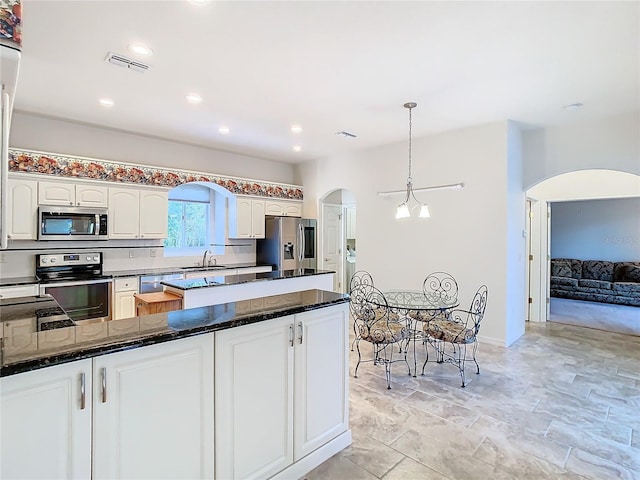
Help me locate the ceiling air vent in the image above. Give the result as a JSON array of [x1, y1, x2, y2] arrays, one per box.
[[335, 131, 357, 138], [105, 52, 151, 73]]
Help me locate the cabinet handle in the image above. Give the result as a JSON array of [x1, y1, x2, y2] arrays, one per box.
[[80, 372, 86, 410], [298, 321, 303, 345], [101, 367, 107, 403], [289, 324, 294, 347]]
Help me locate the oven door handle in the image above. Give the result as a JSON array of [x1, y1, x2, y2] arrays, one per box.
[[40, 278, 113, 290]]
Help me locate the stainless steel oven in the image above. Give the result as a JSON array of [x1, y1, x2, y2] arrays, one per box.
[[36, 252, 112, 323]]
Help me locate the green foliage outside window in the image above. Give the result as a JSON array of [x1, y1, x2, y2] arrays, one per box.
[[164, 200, 209, 248]]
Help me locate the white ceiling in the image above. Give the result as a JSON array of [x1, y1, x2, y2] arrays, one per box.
[[14, 0, 639, 164]]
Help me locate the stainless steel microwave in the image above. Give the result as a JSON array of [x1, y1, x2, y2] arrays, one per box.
[[38, 205, 109, 240]]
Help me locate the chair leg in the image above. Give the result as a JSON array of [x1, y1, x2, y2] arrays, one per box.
[[383, 344, 392, 389], [459, 343, 467, 388], [472, 341, 480, 374], [354, 340, 362, 378], [421, 337, 430, 375]]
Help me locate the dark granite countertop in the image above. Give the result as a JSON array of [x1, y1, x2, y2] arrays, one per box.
[[106, 263, 272, 278], [163, 268, 335, 290], [0, 276, 40, 287], [0, 289, 349, 377]]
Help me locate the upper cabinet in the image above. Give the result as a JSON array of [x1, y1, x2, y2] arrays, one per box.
[[6, 178, 37, 240], [39, 181, 108, 207], [265, 200, 302, 217], [109, 187, 168, 239], [229, 196, 265, 239]]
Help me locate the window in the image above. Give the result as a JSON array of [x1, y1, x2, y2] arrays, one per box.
[[164, 200, 210, 249]]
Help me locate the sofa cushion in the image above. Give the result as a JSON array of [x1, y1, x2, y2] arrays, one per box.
[[551, 277, 579, 288], [582, 261, 614, 282], [558, 258, 583, 279], [551, 260, 572, 278], [578, 279, 612, 290], [614, 263, 640, 283], [612, 282, 640, 296]]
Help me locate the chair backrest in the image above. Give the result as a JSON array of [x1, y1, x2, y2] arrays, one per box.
[[422, 272, 459, 307], [349, 270, 374, 295], [352, 285, 405, 344], [467, 285, 488, 334]]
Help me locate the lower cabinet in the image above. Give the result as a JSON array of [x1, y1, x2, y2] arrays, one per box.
[[1, 359, 92, 479], [0, 334, 214, 480], [215, 304, 349, 479], [93, 334, 214, 479]]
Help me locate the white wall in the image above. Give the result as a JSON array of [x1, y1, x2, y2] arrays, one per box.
[[523, 112, 640, 189], [551, 198, 640, 262], [299, 121, 524, 347], [10, 112, 296, 184]]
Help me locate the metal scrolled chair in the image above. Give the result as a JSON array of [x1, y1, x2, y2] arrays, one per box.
[[422, 285, 488, 387], [350, 285, 411, 389], [349, 270, 376, 351]]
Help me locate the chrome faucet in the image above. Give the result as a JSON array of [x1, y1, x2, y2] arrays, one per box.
[[201, 249, 210, 267]]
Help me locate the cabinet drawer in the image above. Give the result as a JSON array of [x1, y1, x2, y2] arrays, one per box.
[[0, 284, 39, 299], [114, 277, 138, 292]]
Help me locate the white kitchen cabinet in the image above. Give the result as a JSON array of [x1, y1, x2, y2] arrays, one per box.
[[113, 277, 138, 320], [229, 196, 265, 239], [108, 186, 168, 239], [215, 303, 349, 479], [1, 359, 93, 479], [6, 178, 38, 240], [93, 334, 214, 480], [265, 200, 302, 217], [0, 283, 39, 299], [39, 181, 108, 207]]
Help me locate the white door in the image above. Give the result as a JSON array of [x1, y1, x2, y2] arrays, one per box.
[[108, 188, 139, 239], [7, 179, 38, 240], [251, 199, 266, 238], [234, 197, 253, 238], [93, 334, 214, 480], [322, 203, 342, 291], [38, 181, 75, 206], [215, 316, 294, 480], [76, 184, 108, 207], [113, 290, 136, 320], [139, 189, 168, 239], [1, 359, 92, 479], [293, 305, 349, 460]]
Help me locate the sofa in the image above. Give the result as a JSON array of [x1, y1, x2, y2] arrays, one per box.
[[550, 259, 640, 307]]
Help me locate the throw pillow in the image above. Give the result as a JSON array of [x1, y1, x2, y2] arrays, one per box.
[[551, 260, 572, 277]]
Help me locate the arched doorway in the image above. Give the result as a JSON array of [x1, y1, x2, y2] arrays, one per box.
[[525, 170, 640, 322], [318, 188, 356, 293]]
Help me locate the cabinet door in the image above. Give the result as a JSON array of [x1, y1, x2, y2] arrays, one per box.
[[93, 334, 214, 480], [294, 304, 349, 460], [0, 283, 39, 299], [38, 181, 75, 206], [113, 290, 136, 320], [233, 197, 253, 238], [108, 188, 139, 238], [215, 316, 294, 479], [1, 359, 92, 479], [251, 199, 266, 238], [139, 189, 168, 239], [6, 179, 38, 240], [265, 200, 285, 216], [283, 202, 302, 217], [76, 184, 108, 207]]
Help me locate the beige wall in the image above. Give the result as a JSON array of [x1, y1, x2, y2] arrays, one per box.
[[10, 111, 296, 184]]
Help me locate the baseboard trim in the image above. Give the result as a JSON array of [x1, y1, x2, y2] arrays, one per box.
[[270, 430, 352, 480]]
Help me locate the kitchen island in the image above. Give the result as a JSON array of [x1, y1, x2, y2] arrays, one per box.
[[163, 268, 335, 309], [1, 289, 350, 480]]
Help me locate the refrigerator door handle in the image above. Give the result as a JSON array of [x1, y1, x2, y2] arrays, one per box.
[[298, 222, 304, 263]]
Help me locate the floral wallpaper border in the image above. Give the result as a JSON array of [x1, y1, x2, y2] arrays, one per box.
[[0, 0, 21, 48], [8, 149, 303, 200]]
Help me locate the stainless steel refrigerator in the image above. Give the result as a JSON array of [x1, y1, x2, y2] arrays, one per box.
[[257, 216, 317, 271]]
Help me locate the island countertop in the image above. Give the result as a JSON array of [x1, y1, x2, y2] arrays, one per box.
[[0, 289, 348, 377], [162, 268, 335, 290]]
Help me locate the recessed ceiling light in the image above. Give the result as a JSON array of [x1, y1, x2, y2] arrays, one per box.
[[293, 145, 302, 152], [98, 97, 114, 107], [186, 93, 203, 104], [218, 126, 230, 134], [129, 44, 153, 56], [563, 102, 584, 110], [291, 125, 302, 134]]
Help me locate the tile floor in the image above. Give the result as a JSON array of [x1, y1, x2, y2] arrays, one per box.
[[304, 321, 640, 479]]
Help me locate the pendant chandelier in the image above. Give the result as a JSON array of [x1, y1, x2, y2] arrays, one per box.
[[377, 102, 464, 219], [396, 102, 429, 219]]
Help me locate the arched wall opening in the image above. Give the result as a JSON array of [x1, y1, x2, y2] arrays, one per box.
[[318, 188, 357, 293], [525, 169, 640, 322]]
